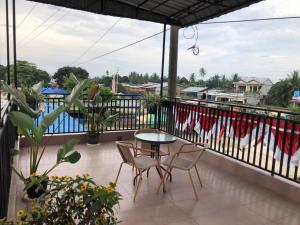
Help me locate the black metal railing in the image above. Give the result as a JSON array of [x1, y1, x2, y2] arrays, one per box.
[[39, 95, 156, 134], [160, 98, 300, 184], [0, 109, 17, 218]]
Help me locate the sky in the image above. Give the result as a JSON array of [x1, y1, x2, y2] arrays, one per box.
[[0, 0, 300, 82]]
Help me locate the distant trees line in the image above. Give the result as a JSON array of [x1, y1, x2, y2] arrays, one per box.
[[0, 61, 299, 108]]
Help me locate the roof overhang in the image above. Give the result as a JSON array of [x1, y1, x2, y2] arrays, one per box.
[[26, 0, 263, 27]]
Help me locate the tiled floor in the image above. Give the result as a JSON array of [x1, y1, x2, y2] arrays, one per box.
[[15, 141, 300, 225]]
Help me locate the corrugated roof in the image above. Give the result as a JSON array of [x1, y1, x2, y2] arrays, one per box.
[[181, 86, 208, 93], [26, 0, 262, 27]]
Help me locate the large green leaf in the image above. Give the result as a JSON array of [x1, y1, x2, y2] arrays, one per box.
[[35, 105, 65, 142], [32, 81, 44, 94], [64, 151, 81, 164], [2, 83, 39, 118], [10, 148, 19, 157], [8, 111, 35, 131], [65, 79, 88, 106], [57, 139, 79, 163], [69, 73, 79, 83]]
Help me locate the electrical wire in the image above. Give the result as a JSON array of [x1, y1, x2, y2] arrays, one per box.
[[17, 7, 62, 45], [77, 15, 300, 65], [19, 10, 71, 49], [198, 16, 300, 25], [17, 3, 38, 28], [70, 17, 122, 65], [78, 28, 170, 65]]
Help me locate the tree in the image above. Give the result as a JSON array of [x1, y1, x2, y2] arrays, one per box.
[[0, 64, 6, 81], [53, 66, 89, 87], [189, 73, 196, 85], [179, 77, 189, 85], [268, 71, 300, 107], [149, 73, 160, 83], [199, 67, 206, 78], [9, 61, 50, 87], [231, 73, 240, 82]]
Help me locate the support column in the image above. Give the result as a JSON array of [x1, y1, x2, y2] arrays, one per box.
[[12, 0, 17, 88], [168, 26, 179, 98], [6, 0, 10, 86]]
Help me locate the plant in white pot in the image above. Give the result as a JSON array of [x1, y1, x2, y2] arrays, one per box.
[[3, 79, 88, 199]]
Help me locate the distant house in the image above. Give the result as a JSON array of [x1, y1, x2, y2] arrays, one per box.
[[206, 89, 246, 104], [180, 87, 208, 99], [41, 87, 68, 97], [233, 77, 273, 105], [122, 82, 181, 96], [233, 77, 273, 96], [291, 91, 300, 106]]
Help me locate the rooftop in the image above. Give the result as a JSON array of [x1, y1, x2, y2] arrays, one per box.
[[181, 87, 208, 93], [234, 77, 272, 84]]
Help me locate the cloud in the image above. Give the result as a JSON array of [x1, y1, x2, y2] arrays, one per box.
[[0, 0, 299, 83]]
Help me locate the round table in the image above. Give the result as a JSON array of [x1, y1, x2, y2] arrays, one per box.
[[134, 132, 176, 189], [135, 133, 177, 155]]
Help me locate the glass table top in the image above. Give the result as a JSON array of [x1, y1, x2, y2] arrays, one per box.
[[135, 133, 177, 144]]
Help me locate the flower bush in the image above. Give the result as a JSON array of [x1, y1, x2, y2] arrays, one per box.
[[0, 175, 122, 225]]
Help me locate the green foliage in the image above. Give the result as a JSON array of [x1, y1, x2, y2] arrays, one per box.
[[268, 71, 300, 107], [0, 176, 121, 225], [9, 61, 50, 87], [0, 64, 6, 81], [143, 92, 161, 108], [53, 66, 89, 87], [5, 80, 88, 183], [288, 104, 300, 121], [86, 84, 118, 134]]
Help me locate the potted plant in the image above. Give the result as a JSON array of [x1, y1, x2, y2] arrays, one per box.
[[85, 84, 119, 145], [143, 92, 161, 114], [0, 175, 121, 224], [3, 79, 88, 199]]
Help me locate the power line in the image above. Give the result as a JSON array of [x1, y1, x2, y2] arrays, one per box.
[[77, 15, 300, 65], [17, 7, 62, 45], [17, 3, 38, 28], [78, 28, 170, 65], [19, 10, 71, 49], [71, 17, 122, 65], [198, 16, 300, 25]]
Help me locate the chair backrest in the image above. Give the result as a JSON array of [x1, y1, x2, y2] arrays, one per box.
[[176, 143, 207, 167], [116, 141, 136, 166]]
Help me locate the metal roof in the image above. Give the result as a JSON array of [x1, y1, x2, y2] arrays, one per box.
[[26, 0, 262, 27], [181, 86, 208, 93]]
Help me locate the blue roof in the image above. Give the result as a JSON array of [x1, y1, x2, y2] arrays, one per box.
[[41, 88, 68, 95], [293, 91, 300, 97]]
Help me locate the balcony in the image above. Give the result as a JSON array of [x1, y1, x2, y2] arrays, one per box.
[[10, 139, 300, 225], [2, 95, 300, 224]]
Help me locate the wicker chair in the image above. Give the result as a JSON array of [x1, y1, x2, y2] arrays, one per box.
[[157, 143, 207, 200], [115, 141, 165, 202]]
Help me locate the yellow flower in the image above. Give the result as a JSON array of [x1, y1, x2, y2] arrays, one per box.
[[94, 186, 100, 191], [83, 173, 90, 178], [50, 176, 58, 181], [16, 209, 25, 217], [79, 183, 88, 191], [32, 204, 40, 209], [31, 172, 36, 177], [106, 187, 113, 193]]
